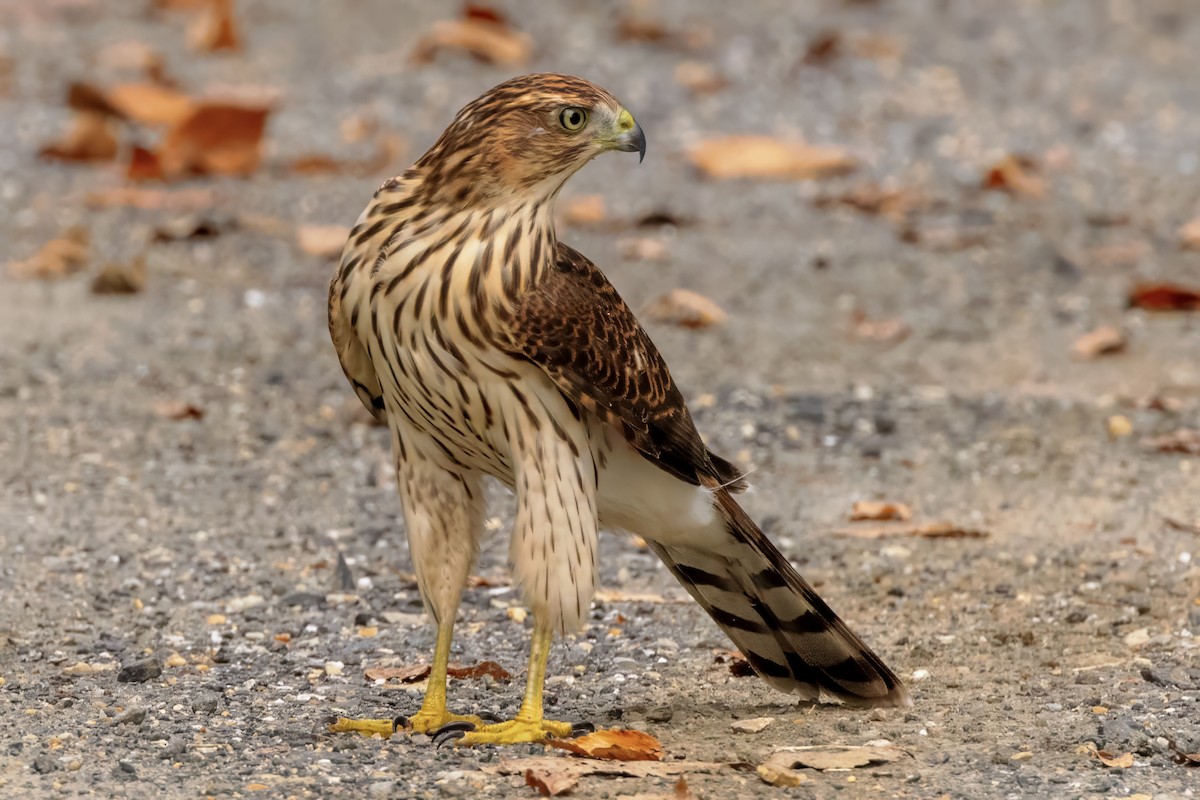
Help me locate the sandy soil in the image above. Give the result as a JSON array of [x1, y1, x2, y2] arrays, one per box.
[[2, 1, 1200, 797]]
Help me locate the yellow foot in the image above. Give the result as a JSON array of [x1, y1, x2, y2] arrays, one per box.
[[326, 710, 486, 739], [433, 717, 594, 747]]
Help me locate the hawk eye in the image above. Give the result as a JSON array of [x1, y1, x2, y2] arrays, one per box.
[[558, 107, 588, 132]]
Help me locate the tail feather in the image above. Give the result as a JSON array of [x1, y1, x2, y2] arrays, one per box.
[[651, 487, 910, 708]]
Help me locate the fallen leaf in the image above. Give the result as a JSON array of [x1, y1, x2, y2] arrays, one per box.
[[1163, 516, 1200, 535], [154, 401, 204, 421], [84, 186, 216, 211], [561, 195, 607, 226], [1179, 217, 1200, 250], [286, 131, 406, 178], [547, 729, 664, 762], [39, 112, 119, 162], [1141, 429, 1200, 455], [1086, 240, 1149, 268], [802, 30, 842, 65], [1085, 743, 1134, 769], [524, 767, 578, 797], [105, 82, 193, 126], [618, 237, 670, 262], [447, 661, 511, 682], [759, 745, 908, 784], [364, 664, 430, 683], [128, 145, 166, 181], [188, 0, 241, 52], [8, 227, 90, 280], [832, 522, 988, 540], [1071, 326, 1127, 359], [468, 574, 510, 588], [983, 154, 1045, 197], [1107, 414, 1133, 439], [642, 289, 726, 329], [849, 501, 913, 522], [156, 102, 271, 178], [411, 7, 531, 66], [637, 210, 690, 228], [615, 15, 711, 50], [851, 310, 910, 344], [152, 214, 235, 241], [1128, 282, 1200, 312], [814, 183, 928, 223], [673, 61, 728, 94], [689, 136, 856, 181], [297, 224, 350, 258], [91, 256, 146, 295]]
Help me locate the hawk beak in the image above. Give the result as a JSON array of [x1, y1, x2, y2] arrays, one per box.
[[612, 110, 646, 163]]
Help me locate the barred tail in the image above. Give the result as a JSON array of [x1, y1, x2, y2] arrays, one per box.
[[650, 487, 910, 707]]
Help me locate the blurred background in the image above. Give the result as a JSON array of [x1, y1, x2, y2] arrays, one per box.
[[2, 1, 1199, 797]]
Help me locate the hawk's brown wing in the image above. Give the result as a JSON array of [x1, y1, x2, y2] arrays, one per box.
[[329, 276, 387, 424], [501, 242, 745, 491]]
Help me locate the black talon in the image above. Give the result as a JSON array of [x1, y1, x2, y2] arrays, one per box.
[[569, 721, 595, 737], [477, 711, 502, 722], [433, 728, 467, 748], [431, 719, 477, 737], [392, 715, 410, 732]]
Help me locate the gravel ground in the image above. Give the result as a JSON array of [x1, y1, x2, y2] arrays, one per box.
[[3, 1, 1200, 797]]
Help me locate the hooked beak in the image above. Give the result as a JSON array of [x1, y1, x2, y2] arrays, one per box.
[[612, 109, 646, 163]]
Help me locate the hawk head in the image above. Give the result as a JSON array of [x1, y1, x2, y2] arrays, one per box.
[[415, 74, 646, 206]]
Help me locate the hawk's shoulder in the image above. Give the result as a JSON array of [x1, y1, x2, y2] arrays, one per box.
[[501, 242, 745, 491]]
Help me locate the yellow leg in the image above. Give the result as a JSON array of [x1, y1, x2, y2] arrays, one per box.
[[327, 620, 484, 738], [436, 620, 591, 746]]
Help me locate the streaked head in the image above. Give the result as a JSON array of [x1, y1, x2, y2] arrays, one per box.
[[415, 74, 645, 206]]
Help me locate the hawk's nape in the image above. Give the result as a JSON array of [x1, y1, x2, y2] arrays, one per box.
[[326, 73, 908, 749]]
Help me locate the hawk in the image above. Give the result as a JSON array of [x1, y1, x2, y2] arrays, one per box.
[[327, 74, 908, 746]]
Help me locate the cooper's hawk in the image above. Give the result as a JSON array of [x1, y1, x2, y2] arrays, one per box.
[[327, 74, 908, 746]]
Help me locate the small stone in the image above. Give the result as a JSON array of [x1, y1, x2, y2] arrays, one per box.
[[731, 716, 774, 734], [281, 591, 325, 609], [164, 651, 187, 668], [31, 754, 59, 773], [225, 594, 265, 613], [117, 658, 162, 684], [115, 707, 146, 726], [1043, 703, 1063, 712], [192, 692, 221, 714], [506, 607, 527, 624], [646, 705, 674, 723], [324, 661, 344, 676], [1124, 628, 1150, 649], [368, 782, 396, 798], [118, 760, 136, 776], [206, 614, 227, 625], [911, 668, 931, 682]]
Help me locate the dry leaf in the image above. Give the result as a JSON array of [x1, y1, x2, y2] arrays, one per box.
[[447, 661, 511, 682], [524, 767, 578, 797], [760, 745, 908, 780], [1141, 429, 1200, 456], [833, 522, 989, 540], [1163, 516, 1200, 535], [1179, 217, 1200, 250], [561, 195, 607, 226], [39, 112, 119, 162], [618, 237, 670, 263], [547, 729, 664, 762], [84, 186, 216, 210], [152, 214, 233, 241], [674, 61, 728, 94], [364, 664, 430, 683], [297, 225, 350, 258], [128, 146, 167, 181], [983, 154, 1045, 197], [1071, 326, 1127, 359], [849, 501, 912, 522], [286, 132, 406, 178], [1128, 282, 1200, 312], [689, 136, 856, 181], [154, 401, 204, 421], [157, 102, 271, 178], [411, 8, 531, 67], [1086, 744, 1134, 769], [8, 227, 89, 280], [105, 82, 193, 126], [615, 15, 711, 50], [851, 310, 910, 343], [814, 183, 928, 223], [188, 0, 241, 52], [802, 30, 842, 65], [642, 289, 726, 329], [91, 256, 146, 295]]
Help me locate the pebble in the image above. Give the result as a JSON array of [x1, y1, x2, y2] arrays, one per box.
[[368, 782, 396, 797], [225, 594, 265, 613], [115, 707, 147, 726], [192, 693, 221, 714], [731, 717, 774, 733], [646, 705, 674, 723], [911, 669, 931, 682], [117, 658, 162, 684], [1124, 628, 1150, 648], [164, 651, 187, 668]]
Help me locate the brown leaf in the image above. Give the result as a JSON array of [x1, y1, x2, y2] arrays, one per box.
[[1178, 217, 1200, 250], [546, 729, 664, 762], [561, 195, 607, 226], [618, 237, 670, 263], [39, 112, 119, 162], [156, 102, 271, 178], [1071, 325, 1127, 359], [523, 767, 578, 797], [849, 501, 913, 522], [85, 186, 216, 211], [759, 745, 908, 784], [814, 183, 928, 223], [128, 145, 167, 181], [833, 521, 989, 540], [8, 227, 89, 280], [296, 225, 350, 258], [446, 660, 511, 682], [154, 401, 204, 420], [105, 82, 193, 126], [802, 30, 842, 65], [689, 136, 856, 181], [983, 154, 1045, 197], [286, 132, 406, 178], [615, 15, 711, 50], [642, 289, 726, 329], [713, 649, 755, 677], [467, 574, 509, 588], [91, 256, 146, 295], [188, 0, 241, 52], [411, 8, 531, 67], [673, 61, 728, 94], [1091, 745, 1134, 769], [1163, 516, 1200, 535], [851, 310, 910, 343], [364, 664, 430, 683], [1141, 429, 1200, 456], [1128, 282, 1200, 312]]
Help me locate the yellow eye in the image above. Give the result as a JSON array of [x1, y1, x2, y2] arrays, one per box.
[[558, 107, 588, 132]]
